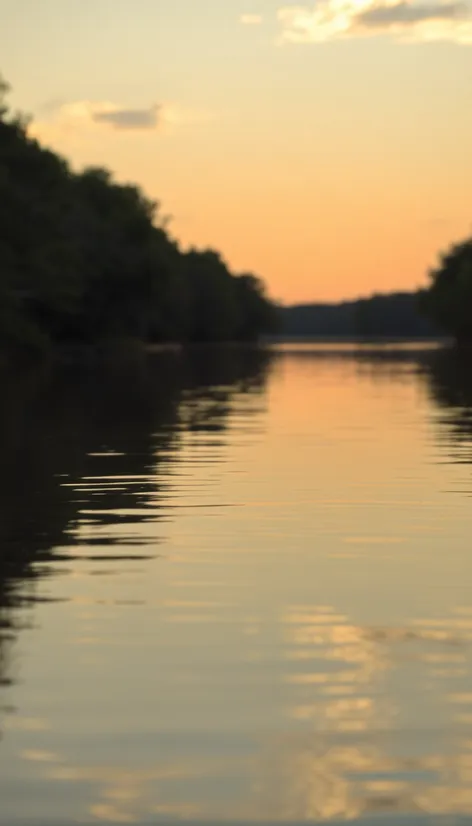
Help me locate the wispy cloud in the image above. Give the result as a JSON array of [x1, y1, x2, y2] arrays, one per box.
[[90, 104, 160, 130], [240, 12, 264, 24], [29, 100, 213, 146], [277, 0, 472, 43]]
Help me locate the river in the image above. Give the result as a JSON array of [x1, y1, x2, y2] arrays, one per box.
[[1, 343, 472, 825]]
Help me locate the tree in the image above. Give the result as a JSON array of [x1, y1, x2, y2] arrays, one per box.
[[234, 273, 278, 340], [421, 236, 472, 345], [0, 75, 277, 356], [182, 249, 240, 342], [0, 82, 79, 349]]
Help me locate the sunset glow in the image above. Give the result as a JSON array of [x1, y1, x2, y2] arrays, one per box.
[[4, 0, 471, 302]]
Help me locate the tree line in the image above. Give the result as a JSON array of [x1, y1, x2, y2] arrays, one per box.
[[279, 292, 439, 339], [280, 239, 472, 343], [2, 74, 471, 353], [0, 78, 277, 357]]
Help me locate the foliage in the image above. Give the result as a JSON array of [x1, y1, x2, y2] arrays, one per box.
[[421, 237, 472, 344], [0, 78, 277, 355], [280, 292, 438, 339]]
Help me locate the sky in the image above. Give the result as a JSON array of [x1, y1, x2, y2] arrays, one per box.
[[1, 0, 472, 303]]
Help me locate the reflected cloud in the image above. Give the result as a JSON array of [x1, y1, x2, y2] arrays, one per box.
[[256, 602, 472, 820], [20, 751, 249, 823], [20, 749, 60, 763], [4, 716, 49, 732], [7, 603, 472, 821], [283, 606, 392, 735]]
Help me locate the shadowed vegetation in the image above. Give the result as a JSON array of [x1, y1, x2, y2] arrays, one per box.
[[0, 79, 277, 359], [421, 235, 472, 346], [280, 232, 472, 343], [278, 291, 439, 339]]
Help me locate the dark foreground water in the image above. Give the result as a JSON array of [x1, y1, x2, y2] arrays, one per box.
[[1, 343, 472, 825]]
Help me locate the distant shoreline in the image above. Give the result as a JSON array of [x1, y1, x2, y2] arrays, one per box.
[[0, 336, 454, 374]]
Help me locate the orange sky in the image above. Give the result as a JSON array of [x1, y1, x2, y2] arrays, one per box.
[[2, 0, 472, 302]]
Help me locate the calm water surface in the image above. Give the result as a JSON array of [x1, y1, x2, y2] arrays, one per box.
[[1, 343, 472, 824]]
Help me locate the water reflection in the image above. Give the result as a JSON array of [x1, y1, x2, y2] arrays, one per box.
[[259, 602, 472, 821], [0, 347, 273, 709], [3, 343, 472, 824], [421, 347, 472, 460]]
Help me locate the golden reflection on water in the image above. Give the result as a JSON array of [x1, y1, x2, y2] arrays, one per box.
[[10, 604, 472, 823], [253, 601, 472, 822]]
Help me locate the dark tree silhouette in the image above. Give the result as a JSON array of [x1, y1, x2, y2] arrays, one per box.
[[0, 77, 277, 357], [421, 236, 472, 346], [279, 292, 438, 339]]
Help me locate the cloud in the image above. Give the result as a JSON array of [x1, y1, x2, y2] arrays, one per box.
[[358, 0, 466, 25], [52, 101, 161, 131], [277, 0, 472, 43], [91, 104, 160, 130], [28, 100, 162, 145], [29, 100, 213, 146], [240, 12, 264, 24]]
